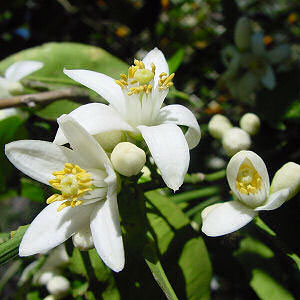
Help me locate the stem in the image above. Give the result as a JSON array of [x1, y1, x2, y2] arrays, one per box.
[[0, 87, 90, 108], [170, 186, 220, 204], [185, 196, 221, 218], [184, 169, 226, 183]]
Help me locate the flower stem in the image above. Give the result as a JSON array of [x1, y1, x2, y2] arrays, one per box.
[[170, 186, 220, 204]]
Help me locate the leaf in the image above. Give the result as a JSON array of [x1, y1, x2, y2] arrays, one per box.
[[26, 291, 41, 300], [34, 100, 81, 121], [145, 190, 212, 300], [21, 178, 45, 203], [250, 269, 294, 300], [88, 248, 112, 282], [68, 248, 87, 277], [0, 225, 29, 265], [167, 48, 185, 74], [284, 99, 300, 120], [72, 280, 89, 298], [0, 42, 128, 84]]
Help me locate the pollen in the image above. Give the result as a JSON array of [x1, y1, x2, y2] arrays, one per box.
[[236, 159, 262, 195], [46, 163, 92, 212], [158, 73, 175, 91]]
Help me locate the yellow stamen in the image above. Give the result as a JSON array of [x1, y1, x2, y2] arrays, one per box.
[[48, 163, 92, 212]]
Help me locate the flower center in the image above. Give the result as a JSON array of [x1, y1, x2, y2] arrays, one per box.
[[115, 59, 175, 96], [236, 159, 262, 195], [46, 163, 92, 212]]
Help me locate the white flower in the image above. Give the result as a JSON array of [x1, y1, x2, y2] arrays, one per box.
[[202, 151, 290, 237], [5, 115, 124, 272], [234, 17, 252, 52], [46, 275, 70, 298], [239, 112, 260, 136], [111, 142, 146, 177], [222, 127, 251, 157], [0, 61, 43, 98], [54, 48, 201, 191], [208, 114, 232, 139]]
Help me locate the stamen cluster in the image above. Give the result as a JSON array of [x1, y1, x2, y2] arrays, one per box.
[[47, 163, 92, 211]]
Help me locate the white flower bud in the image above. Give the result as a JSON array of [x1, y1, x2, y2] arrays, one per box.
[[234, 17, 252, 51], [43, 295, 57, 300], [94, 130, 125, 152], [72, 226, 94, 251], [208, 114, 233, 139], [8, 81, 24, 95], [239, 113, 261, 136], [271, 162, 300, 201], [34, 268, 59, 286], [46, 276, 70, 297], [111, 142, 146, 177], [222, 127, 251, 157]]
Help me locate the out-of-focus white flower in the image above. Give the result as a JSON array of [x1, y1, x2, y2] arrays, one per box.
[[222, 127, 251, 156], [206, 157, 226, 170], [0, 61, 43, 98], [0, 108, 26, 121], [271, 162, 300, 201], [46, 275, 70, 298], [202, 151, 290, 237], [239, 113, 260, 136], [208, 114, 233, 139], [55, 48, 201, 191], [6, 115, 124, 272], [234, 17, 252, 52], [111, 142, 146, 177], [43, 295, 57, 300], [72, 226, 94, 251]]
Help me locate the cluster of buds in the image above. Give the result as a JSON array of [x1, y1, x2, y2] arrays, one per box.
[[208, 113, 260, 156]]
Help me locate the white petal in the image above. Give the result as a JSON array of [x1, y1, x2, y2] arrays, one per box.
[[226, 150, 270, 204], [255, 188, 290, 211], [5, 140, 79, 186], [157, 104, 201, 149], [142, 48, 169, 88], [201, 201, 257, 237], [19, 202, 96, 256], [5, 61, 43, 82], [90, 165, 124, 272], [261, 65, 276, 90], [138, 124, 189, 191], [63, 69, 125, 111], [57, 115, 111, 170], [54, 103, 134, 145], [0, 77, 11, 98]]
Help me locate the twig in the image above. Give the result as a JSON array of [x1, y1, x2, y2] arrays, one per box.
[[0, 87, 90, 108]]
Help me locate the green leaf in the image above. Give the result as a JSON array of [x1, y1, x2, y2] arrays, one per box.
[[26, 291, 41, 300], [68, 248, 87, 277], [34, 100, 81, 121], [284, 99, 300, 120], [88, 248, 112, 282], [253, 217, 276, 237], [0, 42, 128, 84], [102, 287, 121, 300], [0, 225, 29, 265], [250, 269, 294, 300], [145, 190, 212, 300], [21, 178, 45, 203], [167, 48, 185, 73], [72, 281, 89, 298], [287, 253, 300, 270]]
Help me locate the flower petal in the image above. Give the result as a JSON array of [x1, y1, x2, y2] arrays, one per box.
[[63, 69, 125, 111], [267, 44, 290, 64], [138, 124, 189, 191], [57, 115, 111, 170], [0, 77, 11, 98], [54, 103, 134, 145], [261, 65, 276, 90], [19, 202, 97, 256], [142, 48, 169, 88], [5, 61, 43, 82], [157, 104, 201, 149], [90, 164, 124, 272], [255, 188, 290, 211], [251, 33, 266, 56], [226, 150, 270, 205], [5, 140, 79, 186], [201, 201, 257, 237]]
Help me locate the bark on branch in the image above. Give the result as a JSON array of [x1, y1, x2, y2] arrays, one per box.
[[0, 87, 90, 109]]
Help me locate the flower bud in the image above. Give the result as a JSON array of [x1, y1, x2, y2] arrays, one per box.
[[46, 276, 70, 297], [94, 130, 125, 152], [34, 268, 59, 286], [208, 114, 233, 139], [234, 17, 252, 51], [222, 127, 251, 157], [239, 113, 260, 136], [111, 142, 146, 177], [8, 82, 24, 95], [43, 296, 57, 300], [72, 226, 94, 251], [271, 162, 300, 201]]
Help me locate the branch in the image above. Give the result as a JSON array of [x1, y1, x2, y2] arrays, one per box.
[[0, 87, 90, 109]]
